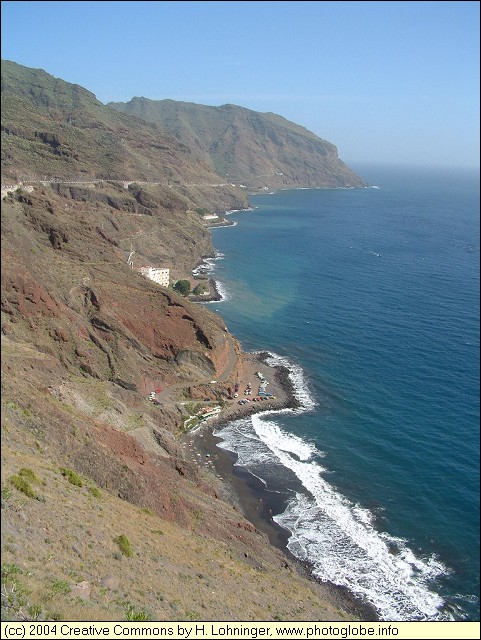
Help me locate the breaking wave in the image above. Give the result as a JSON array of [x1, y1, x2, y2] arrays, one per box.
[[214, 352, 450, 621]]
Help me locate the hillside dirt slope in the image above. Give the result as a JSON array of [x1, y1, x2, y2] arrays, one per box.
[[1, 60, 369, 623]]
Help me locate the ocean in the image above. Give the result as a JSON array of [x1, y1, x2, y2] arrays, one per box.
[[204, 165, 479, 621]]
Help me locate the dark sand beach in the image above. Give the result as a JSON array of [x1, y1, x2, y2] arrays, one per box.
[[182, 351, 380, 622]]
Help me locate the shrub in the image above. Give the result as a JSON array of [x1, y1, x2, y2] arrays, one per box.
[[173, 279, 191, 296], [185, 610, 201, 621], [125, 605, 152, 621], [114, 535, 133, 558], [1, 564, 22, 580], [50, 579, 71, 595], [28, 604, 43, 620], [193, 283, 207, 295], [1, 484, 12, 500], [60, 467, 83, 487], [18, 468, 38, 482], [9, 474, 36, 498]]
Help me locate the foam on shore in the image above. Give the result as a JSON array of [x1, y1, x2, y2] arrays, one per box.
[[225, 207, 255, 215], [261, 351, 317, 413], [213, 351, 450, 622], [192, 252, 230, 302], [192, 251, 225, 277], [203, 203, 451, 621]]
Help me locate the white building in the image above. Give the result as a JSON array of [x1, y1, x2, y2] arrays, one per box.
[[139, 266, 170, 287]]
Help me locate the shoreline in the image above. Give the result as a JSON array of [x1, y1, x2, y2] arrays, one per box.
[[182, 350, 380, 622], [183, 205, 379, 621], [188, 277, 223, 303], [190, 207, 255, 302], [190, 253, 227, 303]]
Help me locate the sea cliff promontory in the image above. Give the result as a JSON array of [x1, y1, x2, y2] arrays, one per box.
[[109, 97, 365, 190]]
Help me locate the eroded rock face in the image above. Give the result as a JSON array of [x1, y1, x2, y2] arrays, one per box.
[[1, 200, 224, 532], [1, 185, 251, 574], [1, 196, 244, 564], [1, 159, 239, 538], [175, 349, 216, 378], [2, 188, 232, 392]]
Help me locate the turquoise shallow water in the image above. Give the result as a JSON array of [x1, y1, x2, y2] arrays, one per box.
[[206, 166, 479, 621]]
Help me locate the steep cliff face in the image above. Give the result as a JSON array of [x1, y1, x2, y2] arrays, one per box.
[[1, 182, 259, 620], [1, 186, 231, 389], [109, 97, 365, 189]]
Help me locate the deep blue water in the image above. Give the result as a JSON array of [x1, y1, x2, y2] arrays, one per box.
[[206, 166, 479, 621]]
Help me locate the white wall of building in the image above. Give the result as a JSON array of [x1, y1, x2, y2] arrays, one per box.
[[139, 267, 170, 287]]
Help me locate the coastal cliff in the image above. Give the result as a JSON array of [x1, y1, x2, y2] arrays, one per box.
[[1, 60, 367, 621], [109, 97, 365, 190]]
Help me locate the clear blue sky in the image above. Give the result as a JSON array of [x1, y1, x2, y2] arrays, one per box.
[[1, 1, 479, 169]]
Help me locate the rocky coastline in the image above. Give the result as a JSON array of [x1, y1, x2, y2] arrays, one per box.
[[188, 277, 223, 303], [182, 350, 379, 622]]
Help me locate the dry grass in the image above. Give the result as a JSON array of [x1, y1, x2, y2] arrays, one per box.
[[1, 437, 358, 622]]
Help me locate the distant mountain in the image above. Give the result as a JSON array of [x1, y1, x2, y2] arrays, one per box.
[[0, 60, 222, 187], [1, 59, 364, 191], [108, 97, 365, 189]]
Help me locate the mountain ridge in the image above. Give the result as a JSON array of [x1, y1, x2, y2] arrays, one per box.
[[1, 60, 234, 193], [108, 96, 365, 189]]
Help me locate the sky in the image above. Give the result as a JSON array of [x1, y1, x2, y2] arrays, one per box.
[[1, 1, 480, 169]]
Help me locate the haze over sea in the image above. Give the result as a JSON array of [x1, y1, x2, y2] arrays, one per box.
[[207, 166, 479, 621]]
